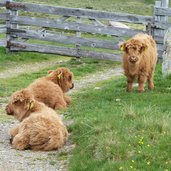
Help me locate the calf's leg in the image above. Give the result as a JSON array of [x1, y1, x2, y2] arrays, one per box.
[[138, 75, 147, 92], [148, 71, 155, 90], [127, 76, 134, 92], [12, 133, 30, 150]]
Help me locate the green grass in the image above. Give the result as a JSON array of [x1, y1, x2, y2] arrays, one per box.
[[0, 47, 68, 72], [67, 64, 171, 171]]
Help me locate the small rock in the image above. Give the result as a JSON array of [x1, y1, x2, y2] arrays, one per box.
[[94, 87, 101, 90]]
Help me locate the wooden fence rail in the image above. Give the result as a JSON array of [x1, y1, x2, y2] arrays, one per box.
[[9, 16, 143, 37], [0, 0, 170, 61], [9, 40, 121, 61], [9, 29, 120, 50], [154, 7, 171, 16], [5, 1, 153, 24]]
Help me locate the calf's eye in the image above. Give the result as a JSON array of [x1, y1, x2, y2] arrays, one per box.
[[68, 76, 72, 81]]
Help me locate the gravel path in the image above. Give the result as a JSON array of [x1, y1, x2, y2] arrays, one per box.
[[0, 66, 123, 171], [70, 67, 123, 94], [0, 59, 69, 79]]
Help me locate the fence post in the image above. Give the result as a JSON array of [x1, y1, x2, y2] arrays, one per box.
[[153, 1, 161, 38], [162, 28, 171, 77], [154, 0, 169, 37], [161, 0, 169, 22], [76, 17, 82, 60], [6, 0, 18, 52], [6, 0, 11, 52], [153, 0, 169, 59]]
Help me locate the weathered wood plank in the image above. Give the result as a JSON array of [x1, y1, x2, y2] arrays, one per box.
[[10, 16, 144, 36], [154, 35, 164, 44], [0, 24, 6, 27], [162, 27, 171, 76], [0, 2, 5, 7], [153, 0, 169, 38], [152, 1, 169, 33], [154, 7, 171, 16], [10, 29, 120, 50], [161, 0, 169, 22], [6, 1, 153, 24], [153, 21, 171, 30], [0, 13, 9, 20], [158, 50, 164, 59], [157, 43, 165, 51], [9, 40, 122, 61], [0, 27, 6, 33], [154, 1, 162, 37], [157, 42, 165, 58]]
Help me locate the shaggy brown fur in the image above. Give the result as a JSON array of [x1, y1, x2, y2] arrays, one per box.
[[28, 67, 74, 110], [5, 89, 68, 151], [120, 33, 157, 92]]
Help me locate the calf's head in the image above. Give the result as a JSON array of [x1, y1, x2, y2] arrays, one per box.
[[5, 89, 35, 121], [120, 39, 147, 64], [47, 67, 74, 93]]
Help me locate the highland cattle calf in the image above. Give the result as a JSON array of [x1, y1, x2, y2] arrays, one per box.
[[28, 67, 74, 109], [6, 89, 68, 151], [120, 33, 157, 92]]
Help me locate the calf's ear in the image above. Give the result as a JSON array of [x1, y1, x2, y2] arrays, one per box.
[[140, 43, 147, 53], [120, 42, 127, 52], [48, 70, 54, 74], [57, 71, 63, 80], [25, 99, 35, 110]]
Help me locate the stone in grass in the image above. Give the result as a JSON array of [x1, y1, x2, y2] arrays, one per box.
[[94, 87, 102, 90]]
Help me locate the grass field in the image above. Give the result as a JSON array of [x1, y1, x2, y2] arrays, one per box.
[[67, 65, 171, 171], [0, 47, 69, 72]]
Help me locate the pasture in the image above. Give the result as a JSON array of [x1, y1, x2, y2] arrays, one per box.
[[0, 0, 171, 170]]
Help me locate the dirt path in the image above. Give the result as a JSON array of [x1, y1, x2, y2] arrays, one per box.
[[70, 67, 123, 94], [0, 67, 123, 171], [0, 59, 69, 79]]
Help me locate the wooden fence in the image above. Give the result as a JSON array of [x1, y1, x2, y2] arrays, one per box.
[[0, 0, 170, 61]]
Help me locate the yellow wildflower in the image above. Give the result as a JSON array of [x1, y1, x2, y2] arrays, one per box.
[[147, 161, 151, 165]]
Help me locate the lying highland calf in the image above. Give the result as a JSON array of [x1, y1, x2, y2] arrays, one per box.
[[28, 67, 74, 110], [6, 89, 68, 151], [120, 33, 157, 92]]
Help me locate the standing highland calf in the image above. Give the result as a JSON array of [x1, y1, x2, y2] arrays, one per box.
[[120, 33, 157, 92]]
